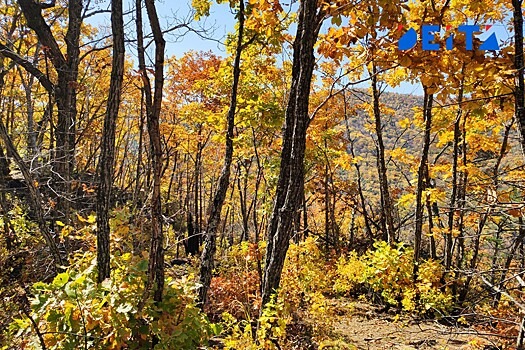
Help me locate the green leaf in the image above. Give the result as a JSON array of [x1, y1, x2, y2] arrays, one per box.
[[210, 323, 223, 336], [64, 303, 73, 327], [65, 283, 76, 298], [52, 272, 69, 288], [47, 310, 61, 323], [137, 259, 149, 272], [331, 15, 342, 26]]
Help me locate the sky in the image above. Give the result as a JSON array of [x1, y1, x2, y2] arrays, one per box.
[[85, 1, 514, 97], [86, 0, 235, 56]]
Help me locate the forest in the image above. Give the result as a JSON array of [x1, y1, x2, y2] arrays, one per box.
[[1, 0, 525, 348]]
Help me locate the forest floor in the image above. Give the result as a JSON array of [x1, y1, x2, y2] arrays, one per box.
[[326, 299, 505, 349]]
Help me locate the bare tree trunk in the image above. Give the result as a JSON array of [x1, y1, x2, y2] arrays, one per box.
[[513, 0, 525, 155], [96, 0, 125, 283], [370, 64, 395, 244], [324, 145, 330, 251], [261, 0, 323, 308], [133, 89, 145, 210], [198, 0, 245, 306], [445, 79, 464, 272], [251, 127, 263, 242], [414, 89, 433, 277], [237, 160, 252, 243], [136, 0, 166, 305], [144, 0, 166, 304]]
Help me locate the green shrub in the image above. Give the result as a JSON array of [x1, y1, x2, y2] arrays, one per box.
[[5, 252, 212, 349]]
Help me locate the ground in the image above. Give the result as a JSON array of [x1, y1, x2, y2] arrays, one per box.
[[328, 300, 505, 350]]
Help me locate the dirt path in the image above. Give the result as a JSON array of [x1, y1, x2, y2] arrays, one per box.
[[330, 300, 503, 349]]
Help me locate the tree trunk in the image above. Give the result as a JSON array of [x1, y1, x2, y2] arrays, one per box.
[[198, 0, 245, 306], [144, 0, 166, 304], [343, 95, 373, 242], [414, 89, 433, 277], [445, 81, 464, 272], [371, 64, 395, 244], [136, 0, 166, 304], [96, 0, 125, 283], [513, 0, 525, 154], [261, 0, 323, 308], [0, 121, 64, 271]]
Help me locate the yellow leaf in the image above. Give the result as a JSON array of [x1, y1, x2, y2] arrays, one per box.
[[76, 213, 87, 223], [397, 193, 415, 208], [87, 214, 96, 224]]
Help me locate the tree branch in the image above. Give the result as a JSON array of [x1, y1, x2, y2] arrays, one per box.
[[0, 42, 55, 93], [17, 0, 66, 69]]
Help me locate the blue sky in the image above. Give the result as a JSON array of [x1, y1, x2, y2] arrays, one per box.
[[86, 0, 234, 56]]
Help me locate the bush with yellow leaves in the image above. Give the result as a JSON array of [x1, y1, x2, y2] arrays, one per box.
[[221, 295, 287, 350], [334, 241, 453, 314], [279, 237, 335, 338]]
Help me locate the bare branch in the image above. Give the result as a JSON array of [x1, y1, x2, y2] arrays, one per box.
[[0, 42, 54, 93]]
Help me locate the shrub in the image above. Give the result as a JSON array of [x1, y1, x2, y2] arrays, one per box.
[[334, 241, 452, 314], [206, 241, 264, 321], [221, 295, 287, 350], [279, 237, 335, 339], [5, 252, 212, 349]]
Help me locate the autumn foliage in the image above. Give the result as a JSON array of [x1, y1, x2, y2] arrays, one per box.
[[2, 0, 525, 348]]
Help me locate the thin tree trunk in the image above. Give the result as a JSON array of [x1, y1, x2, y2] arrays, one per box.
[[198, 0, 245, 306], [237, 163, 250, 242], [494, 217, 525, 307], [513, 0, 525, 155], [414, 89, 433, 277], [370, 63, 395, 244], [17, 0, 83, 222], [252, 127, 263, 242], [144, 0, 166, 304], [446, 79, 464, 272], [96, 0, 125, 283], [136, 0, 166, 305], [0, 121, 63, 271], [133, 89, 145, 208], [261, 0, 323, 308]]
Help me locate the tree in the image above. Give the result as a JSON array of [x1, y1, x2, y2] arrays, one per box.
[[413, 87, 433, 275], [513, 0, 525, 155], [135, 0, 166, 304], [96, 0, 125, 283], [198, 0, 246, 306], [261, 0, 324, 307], [17, 0, 83, 222]]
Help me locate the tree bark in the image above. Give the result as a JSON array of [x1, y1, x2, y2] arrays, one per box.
[[414, 89, 433, 277], [96, 0, 125, 283], [198, 0, 245, 306], [371, 64, 395, 244], [445, 81, 464, 272], [261, 0, 323, 308], [513, 0, 525, 155], [143, 0, 166, 304]]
